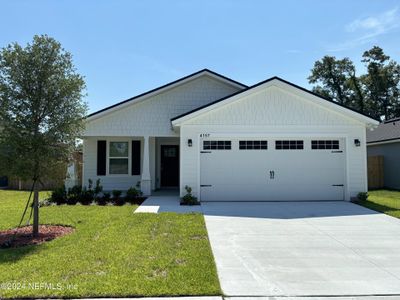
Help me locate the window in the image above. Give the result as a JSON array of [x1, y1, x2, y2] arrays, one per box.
[[239, 140, 268, 150], [311, 140, 339, 150], [203, 140, 231, 150], [275, 140, 303, 150], [109, 142, 129, 174], [163, 147, 177, 157]]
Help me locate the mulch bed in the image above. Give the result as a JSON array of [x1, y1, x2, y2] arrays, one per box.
[[0, 225, 74, 248], [129, 197, 147, 205]]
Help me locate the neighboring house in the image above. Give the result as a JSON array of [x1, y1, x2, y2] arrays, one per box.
[[367, 118, 400, 190], [83, 69, 378, 201], [4, 152, 82, 191], [65, 151, 83, 190]]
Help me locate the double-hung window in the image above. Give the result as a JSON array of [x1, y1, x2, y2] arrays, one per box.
[[109, 142, 129, 174]]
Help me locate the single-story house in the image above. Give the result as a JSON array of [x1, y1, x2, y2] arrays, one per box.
[[83, 69, 378, 201], [367, 118, 400, 190]]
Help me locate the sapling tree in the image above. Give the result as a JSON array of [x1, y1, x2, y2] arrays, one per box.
[[0, 35, 87, 236]]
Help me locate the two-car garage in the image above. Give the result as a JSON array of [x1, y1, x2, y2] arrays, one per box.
[[200, 137, 346, 201], [172, 77, 378, 202]]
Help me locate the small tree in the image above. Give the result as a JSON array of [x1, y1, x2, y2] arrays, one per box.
[[0, 35, 87, 236]]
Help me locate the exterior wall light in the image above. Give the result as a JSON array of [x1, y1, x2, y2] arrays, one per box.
[[354, 139, 361, 147], [187, 139, 193, 147]]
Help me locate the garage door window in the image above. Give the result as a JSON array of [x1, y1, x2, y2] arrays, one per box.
[[239, 140, 268, 150], [275, 140, 303, 150], [311, 140, 339, 150], [203, 140, 231, 150]]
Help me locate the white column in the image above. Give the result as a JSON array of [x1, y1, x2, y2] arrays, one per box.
[[141, 136, 151, 196]]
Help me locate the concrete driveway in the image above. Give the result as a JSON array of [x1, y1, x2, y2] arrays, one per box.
[[202, 201, 400, 297]]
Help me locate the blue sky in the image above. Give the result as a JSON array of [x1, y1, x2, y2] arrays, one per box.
[[1, 0, 399, 113]]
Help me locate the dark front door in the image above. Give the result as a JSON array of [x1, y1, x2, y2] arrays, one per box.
[[161, 145, 179, 187]]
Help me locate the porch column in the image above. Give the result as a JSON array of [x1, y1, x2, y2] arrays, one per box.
[[141, 135, 151, 196]]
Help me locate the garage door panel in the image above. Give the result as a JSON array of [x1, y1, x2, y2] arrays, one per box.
[[201, 184, 344, 201], [200, 138, 345, 201]]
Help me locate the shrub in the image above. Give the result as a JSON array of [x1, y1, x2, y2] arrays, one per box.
[[96, 192, 110, 206], [112, 189, 124, 206], [357, 192, 368, 202], [67, 185, 82, 205], [50, 186, 67, 205], [181, 185, 199, 205], [80, 187, 94, 205], [125, 187, 139, 204], [94, 179, 103, 198], [79, 179, 98, 205]]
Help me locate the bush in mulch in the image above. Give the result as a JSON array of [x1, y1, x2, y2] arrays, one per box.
[[180, 185, 200, 206], [95, 192, 110, 206], [127, 196, 147, 205], [112, 190, 125, 206], [0, 225, 74, 248], [49, 179, 146, 206], [125, 187, 146, 205]]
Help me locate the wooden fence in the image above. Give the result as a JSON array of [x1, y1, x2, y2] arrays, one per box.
[[368, 155, 384, 189]]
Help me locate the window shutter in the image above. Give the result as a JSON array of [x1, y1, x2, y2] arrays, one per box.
[[132, 140, 141, 175], [97, 140, 107, 176]]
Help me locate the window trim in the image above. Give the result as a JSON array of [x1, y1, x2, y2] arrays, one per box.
[[275, 140, 304, 150], [239, 140, 268, 150], [203, 140, 231, 150], [311, 140, 340, 150], [107, 140, 131, 176]]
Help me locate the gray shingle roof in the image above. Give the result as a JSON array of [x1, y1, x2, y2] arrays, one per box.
[[367, 118, 400, 143]]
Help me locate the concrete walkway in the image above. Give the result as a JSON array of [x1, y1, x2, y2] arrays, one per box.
[[203, 201, 400, 297], [134, 195, 202, 213]]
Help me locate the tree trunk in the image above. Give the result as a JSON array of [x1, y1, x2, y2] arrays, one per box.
[[33, 184, 39, 237]]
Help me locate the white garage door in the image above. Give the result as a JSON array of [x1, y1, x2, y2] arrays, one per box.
[[200, 138, 345, 201]]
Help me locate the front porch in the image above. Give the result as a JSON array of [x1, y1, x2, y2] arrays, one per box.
[[134, 193, 202, 213], [140, 136, 180, 196], [82, 136, 181, 195]]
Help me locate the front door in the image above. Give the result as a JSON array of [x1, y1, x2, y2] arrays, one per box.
[[161, 145, 179, 187]]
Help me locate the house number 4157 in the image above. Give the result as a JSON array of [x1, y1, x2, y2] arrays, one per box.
[[200, 133, 210, 138]]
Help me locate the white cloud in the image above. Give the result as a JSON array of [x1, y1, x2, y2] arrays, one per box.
[[346, 7, 399, 33], [327, 7, 400, 52]]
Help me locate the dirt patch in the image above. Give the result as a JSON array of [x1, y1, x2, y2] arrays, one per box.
[[175, 258, 187, 265], [190, 234, 206, 240], [0, 225, 74, 248]]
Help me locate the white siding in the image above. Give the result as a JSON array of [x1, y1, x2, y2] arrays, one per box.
[[84, 75, 241, 137], [180, 85, 368, 201], [186, 86, 356, 126]]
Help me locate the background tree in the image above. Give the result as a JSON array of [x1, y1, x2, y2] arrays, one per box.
[[308, 56, 360, 107], [0, 35, 87, 236], [309, 46, 400, 121], [360, 46, 400, 120]]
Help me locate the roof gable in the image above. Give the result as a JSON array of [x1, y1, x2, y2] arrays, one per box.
[[171, 76, 379, 127], [86, 69, 247, 121], [83, 74, 243, 137]]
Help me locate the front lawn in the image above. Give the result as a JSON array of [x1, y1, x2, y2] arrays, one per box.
[[0, 190, 220, 298], [357, 189, 400, 218]]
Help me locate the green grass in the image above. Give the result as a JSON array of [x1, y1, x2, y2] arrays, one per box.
[[0, 190, 220, 298], [358, 189, 400, 218]]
